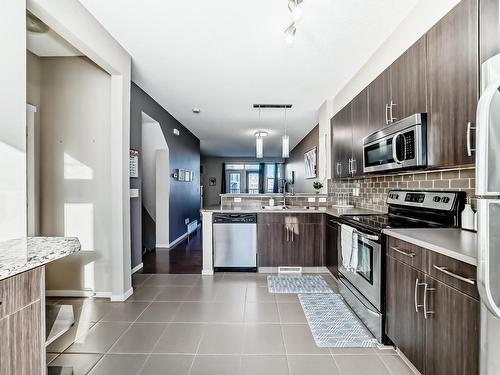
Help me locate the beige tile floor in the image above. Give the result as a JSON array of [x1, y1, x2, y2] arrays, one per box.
[[47, 273, 417, 375]]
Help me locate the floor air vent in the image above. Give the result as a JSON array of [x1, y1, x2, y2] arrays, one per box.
[[278, 266, 302, 274]]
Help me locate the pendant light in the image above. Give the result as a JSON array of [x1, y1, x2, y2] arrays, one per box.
[[256, 106, 264, 158], [282, 107, 290, 158]]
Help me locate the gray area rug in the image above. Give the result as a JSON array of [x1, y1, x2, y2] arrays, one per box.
[[267, 275, 333, 294], [298, 293, 378, 348]]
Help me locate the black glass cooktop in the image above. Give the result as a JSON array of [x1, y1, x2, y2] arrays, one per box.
[[340, 214, 446, 233]]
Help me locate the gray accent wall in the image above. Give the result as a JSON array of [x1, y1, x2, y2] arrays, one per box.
[[285, 125, 319, 193], [130, 83, 201, 268]]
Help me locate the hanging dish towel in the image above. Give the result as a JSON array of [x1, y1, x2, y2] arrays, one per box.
[[350, 231, 359, 272], [340, 225, 354, 269]]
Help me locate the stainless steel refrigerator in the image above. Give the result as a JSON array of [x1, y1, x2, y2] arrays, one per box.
[[476, 52, 500, 375]]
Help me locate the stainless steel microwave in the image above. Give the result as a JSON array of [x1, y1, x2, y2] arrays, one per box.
[[363, 113, 427, 173]]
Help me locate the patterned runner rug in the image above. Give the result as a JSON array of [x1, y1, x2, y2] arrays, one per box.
[[298, 293, 378, 347], [267, 275, 333, 294]]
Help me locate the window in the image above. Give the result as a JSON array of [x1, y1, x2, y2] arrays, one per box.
[[229, 172, 241, 193], [247, 172, 259, 193]]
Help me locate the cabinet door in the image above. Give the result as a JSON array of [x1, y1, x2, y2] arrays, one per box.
[[385, 256, 426, 374], [368, 68, 391, 129], [325, 220, 339, 276], [390, 36, 427, 121], [351, 88, 369, 176], [424, 275, 479, 375], [332, 103, 352, 178], [426, 0, 478, 167], [294, 223, 323, 267], [257, 223, 274, 267]]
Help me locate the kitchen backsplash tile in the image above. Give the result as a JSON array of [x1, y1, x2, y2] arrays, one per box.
[[328, 166, 475, 212]]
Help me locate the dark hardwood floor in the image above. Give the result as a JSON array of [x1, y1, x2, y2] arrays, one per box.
[[140, 229, 202, 274]]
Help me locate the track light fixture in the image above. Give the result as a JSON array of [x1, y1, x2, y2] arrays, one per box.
[[284, 0, 303, 45]]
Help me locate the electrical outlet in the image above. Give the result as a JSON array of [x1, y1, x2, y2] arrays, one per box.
[[319, 197, 327, 203], [308, 197, 316, 203], [352, 187, 360, 197], [234, 197, 242, 203], [185, 218, 190, 225]]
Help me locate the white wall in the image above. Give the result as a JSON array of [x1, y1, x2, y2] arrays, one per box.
[[28, 0, 132, 300], [0, 0, 26, 241], [155, 150, 170, 248], [39, 56, 112, 295]]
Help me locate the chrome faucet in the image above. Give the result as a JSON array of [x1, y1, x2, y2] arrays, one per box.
[[281, 180, 289, 208]]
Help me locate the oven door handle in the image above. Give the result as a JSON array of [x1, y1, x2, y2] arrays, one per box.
[[352, 229, 379, 242], [392, 132, 405, 164]]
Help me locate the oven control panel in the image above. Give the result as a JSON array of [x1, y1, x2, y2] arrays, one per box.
[[387, 190, 458, 211]]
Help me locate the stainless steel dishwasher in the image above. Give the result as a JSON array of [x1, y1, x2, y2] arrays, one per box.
[[213, 213, 257, 271]]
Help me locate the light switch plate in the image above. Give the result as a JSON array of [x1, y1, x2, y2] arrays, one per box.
[[234, 197, 242, 203], [308, 197, 316, 203], [130, 188, 140, 198], [319, 197, 327, 203]]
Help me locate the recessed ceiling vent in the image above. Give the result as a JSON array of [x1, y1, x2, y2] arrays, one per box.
[[253, 104, 292, 109]]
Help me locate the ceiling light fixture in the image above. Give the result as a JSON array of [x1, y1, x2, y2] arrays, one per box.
[[192, 108, 201, 114], [282, 107, 290, 158], [284, 23, 296, 45], [288, 0, 303, 21]]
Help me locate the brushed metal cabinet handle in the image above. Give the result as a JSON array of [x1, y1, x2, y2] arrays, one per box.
[[391, 246, 416, 258], [423, 283, 436, 319], [385, 103, 391, 125], [466, 122, 476, 157], [389, 100, 397, 122], [414, 278, 425, 312], [433, 265, 475, 285], [291, 226, 294, 242]]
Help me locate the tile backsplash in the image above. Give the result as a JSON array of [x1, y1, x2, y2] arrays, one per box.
[[328, 166, 475, 212]]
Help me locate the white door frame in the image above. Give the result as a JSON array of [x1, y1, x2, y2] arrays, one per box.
[[26, 103, 37, 236]]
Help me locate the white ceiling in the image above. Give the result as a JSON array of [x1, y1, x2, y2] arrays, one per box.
[[78, 0, 419, 157]]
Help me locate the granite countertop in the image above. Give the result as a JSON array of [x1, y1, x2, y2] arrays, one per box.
[[0, 237, 81, 280], [220, 193, 329, 198], [383, 228, 477, 266], [201, 206, 381, 217]]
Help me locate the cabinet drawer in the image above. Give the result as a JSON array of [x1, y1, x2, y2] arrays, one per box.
[[386, 237, 427, 273], [257, 213, 323, 224], [0, 268, 42, 319], [426, 251, 478, 300]]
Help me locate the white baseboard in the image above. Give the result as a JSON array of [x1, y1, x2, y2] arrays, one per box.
[[168, 232, 188, 248], [45, 290, 94, 298], [131, 263, 143, 274], [156, 243, 170, 248], [94, 291, 112, 299], [202, 269, 214, 276], [111, 287, 133, 302]]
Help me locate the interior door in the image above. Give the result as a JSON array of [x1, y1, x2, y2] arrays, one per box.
[[424, 275, 479, 375], [385, 256, 426, 374]]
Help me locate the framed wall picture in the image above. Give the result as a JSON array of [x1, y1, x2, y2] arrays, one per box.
[[304, 146, 317, 179], [209, 177, 216, 186]]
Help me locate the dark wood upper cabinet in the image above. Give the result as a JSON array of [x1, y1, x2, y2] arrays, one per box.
[[426, 0, 478, 167], [332, 103, 352, 178], [390, 36, 428, 121], [424, 275, 479, 375], [368, 68, 391, 130], [386, 255, 426, 374], [351, 88, 369, 177]]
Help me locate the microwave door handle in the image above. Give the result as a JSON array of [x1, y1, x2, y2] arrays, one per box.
[[392, 132, 404, 164]]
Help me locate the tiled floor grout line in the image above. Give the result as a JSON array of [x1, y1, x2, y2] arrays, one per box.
[[275, 293, 293, 375]]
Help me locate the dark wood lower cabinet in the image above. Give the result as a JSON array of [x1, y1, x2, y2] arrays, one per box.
[[385, 238, 480, 375], [424, 275, 479, 375], [257, 215, 324, 267], [386, 256, 426, 374]]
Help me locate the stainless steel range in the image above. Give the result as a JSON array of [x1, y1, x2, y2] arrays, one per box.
[[337, 190, 465, 343]]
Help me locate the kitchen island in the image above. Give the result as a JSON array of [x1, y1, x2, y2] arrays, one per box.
[[0, 236, 81, 375]]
